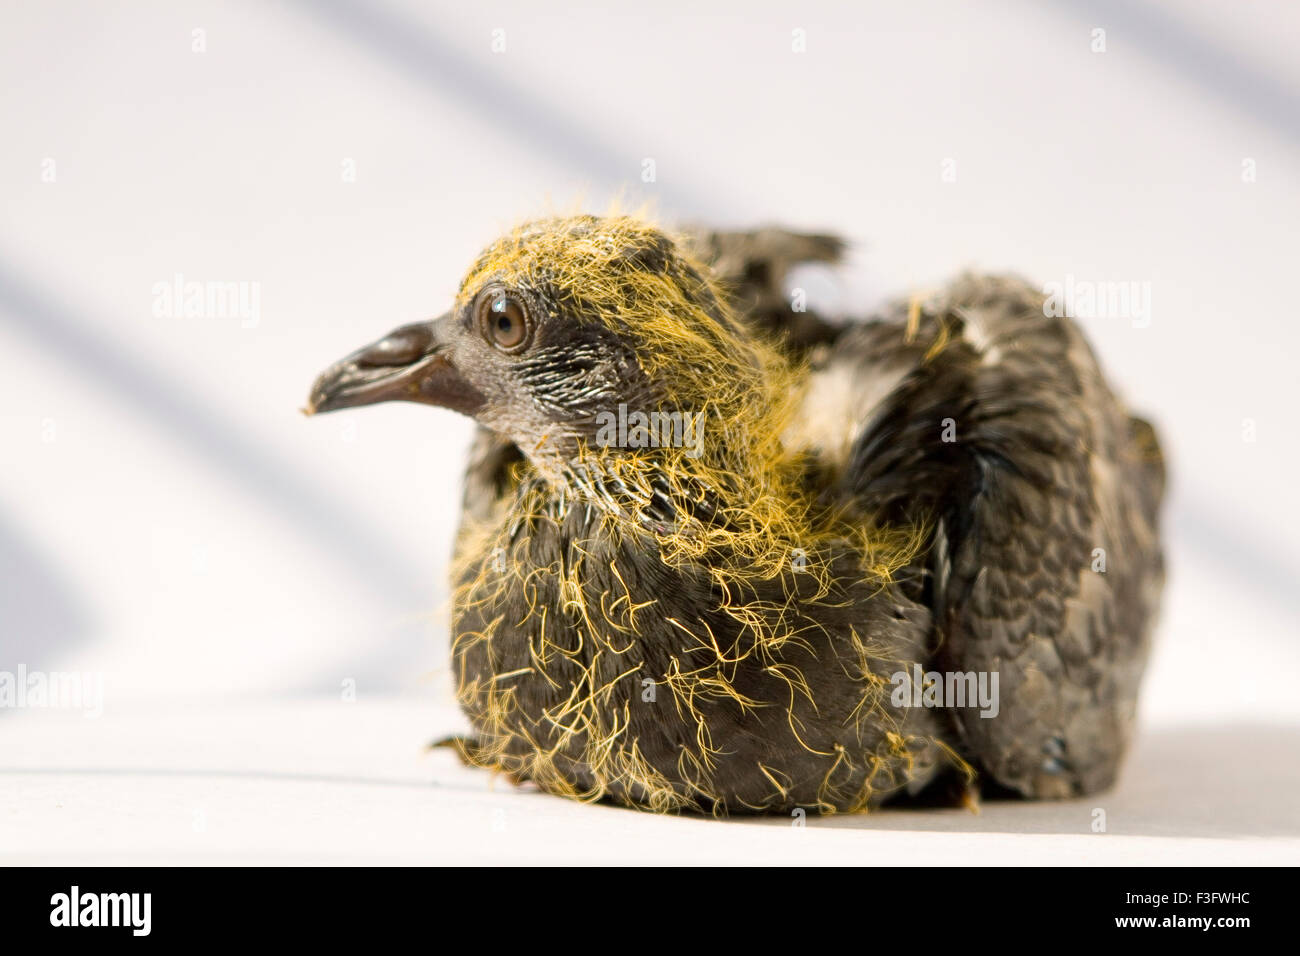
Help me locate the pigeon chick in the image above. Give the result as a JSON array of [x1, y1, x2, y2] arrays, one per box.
[[306, 215, 1164, 814]]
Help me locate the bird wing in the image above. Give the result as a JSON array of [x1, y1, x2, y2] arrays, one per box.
[[804, 273, 1165, 797], [679, 225, 846, 351]]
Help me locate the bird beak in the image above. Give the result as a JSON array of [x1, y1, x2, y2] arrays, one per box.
[[303, 313, 486, 417]]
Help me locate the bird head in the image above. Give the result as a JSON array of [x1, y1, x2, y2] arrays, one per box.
[[307, 215, 796, 490]]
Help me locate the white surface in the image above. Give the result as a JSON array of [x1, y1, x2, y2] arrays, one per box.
[[2, 0, 1298, 864], [3, 699, 1295, 865]]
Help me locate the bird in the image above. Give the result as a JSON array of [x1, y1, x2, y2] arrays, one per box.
[[305, 214, 1165, 815]]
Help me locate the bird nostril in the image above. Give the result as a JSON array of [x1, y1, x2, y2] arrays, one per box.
[[355, 325, 435, 368]]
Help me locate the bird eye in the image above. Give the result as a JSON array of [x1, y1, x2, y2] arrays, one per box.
[[477, 288, 531, 352]]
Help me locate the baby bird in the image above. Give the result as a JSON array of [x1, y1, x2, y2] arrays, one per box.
[[306, 215, 1164, 815]]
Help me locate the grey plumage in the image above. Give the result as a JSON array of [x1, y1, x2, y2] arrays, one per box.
[[307, 216, 1165, 813], [806, 270, 1164, 798]]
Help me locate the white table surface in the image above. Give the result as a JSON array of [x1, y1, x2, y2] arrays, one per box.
[[2, 697, 1295, 865]]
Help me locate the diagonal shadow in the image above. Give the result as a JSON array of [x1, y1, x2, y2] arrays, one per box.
[[287, 0, 730, 218], [0, 258, 426, 609], [1054, 0, 1300, 143], [0, 510, 93, 671]]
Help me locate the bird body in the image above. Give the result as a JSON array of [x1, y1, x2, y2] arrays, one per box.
[[307, 215, 1164, 814]]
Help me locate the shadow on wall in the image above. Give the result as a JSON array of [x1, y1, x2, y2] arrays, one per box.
[[0, 511, 92, 677]]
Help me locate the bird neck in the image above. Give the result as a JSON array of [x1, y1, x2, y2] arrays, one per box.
[[556, 453, 725, 537], [530, 421, 829, 592], [502, 353, 837, 581]]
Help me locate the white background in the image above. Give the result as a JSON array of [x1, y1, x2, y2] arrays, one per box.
[[1, 0, 1297, 864]]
